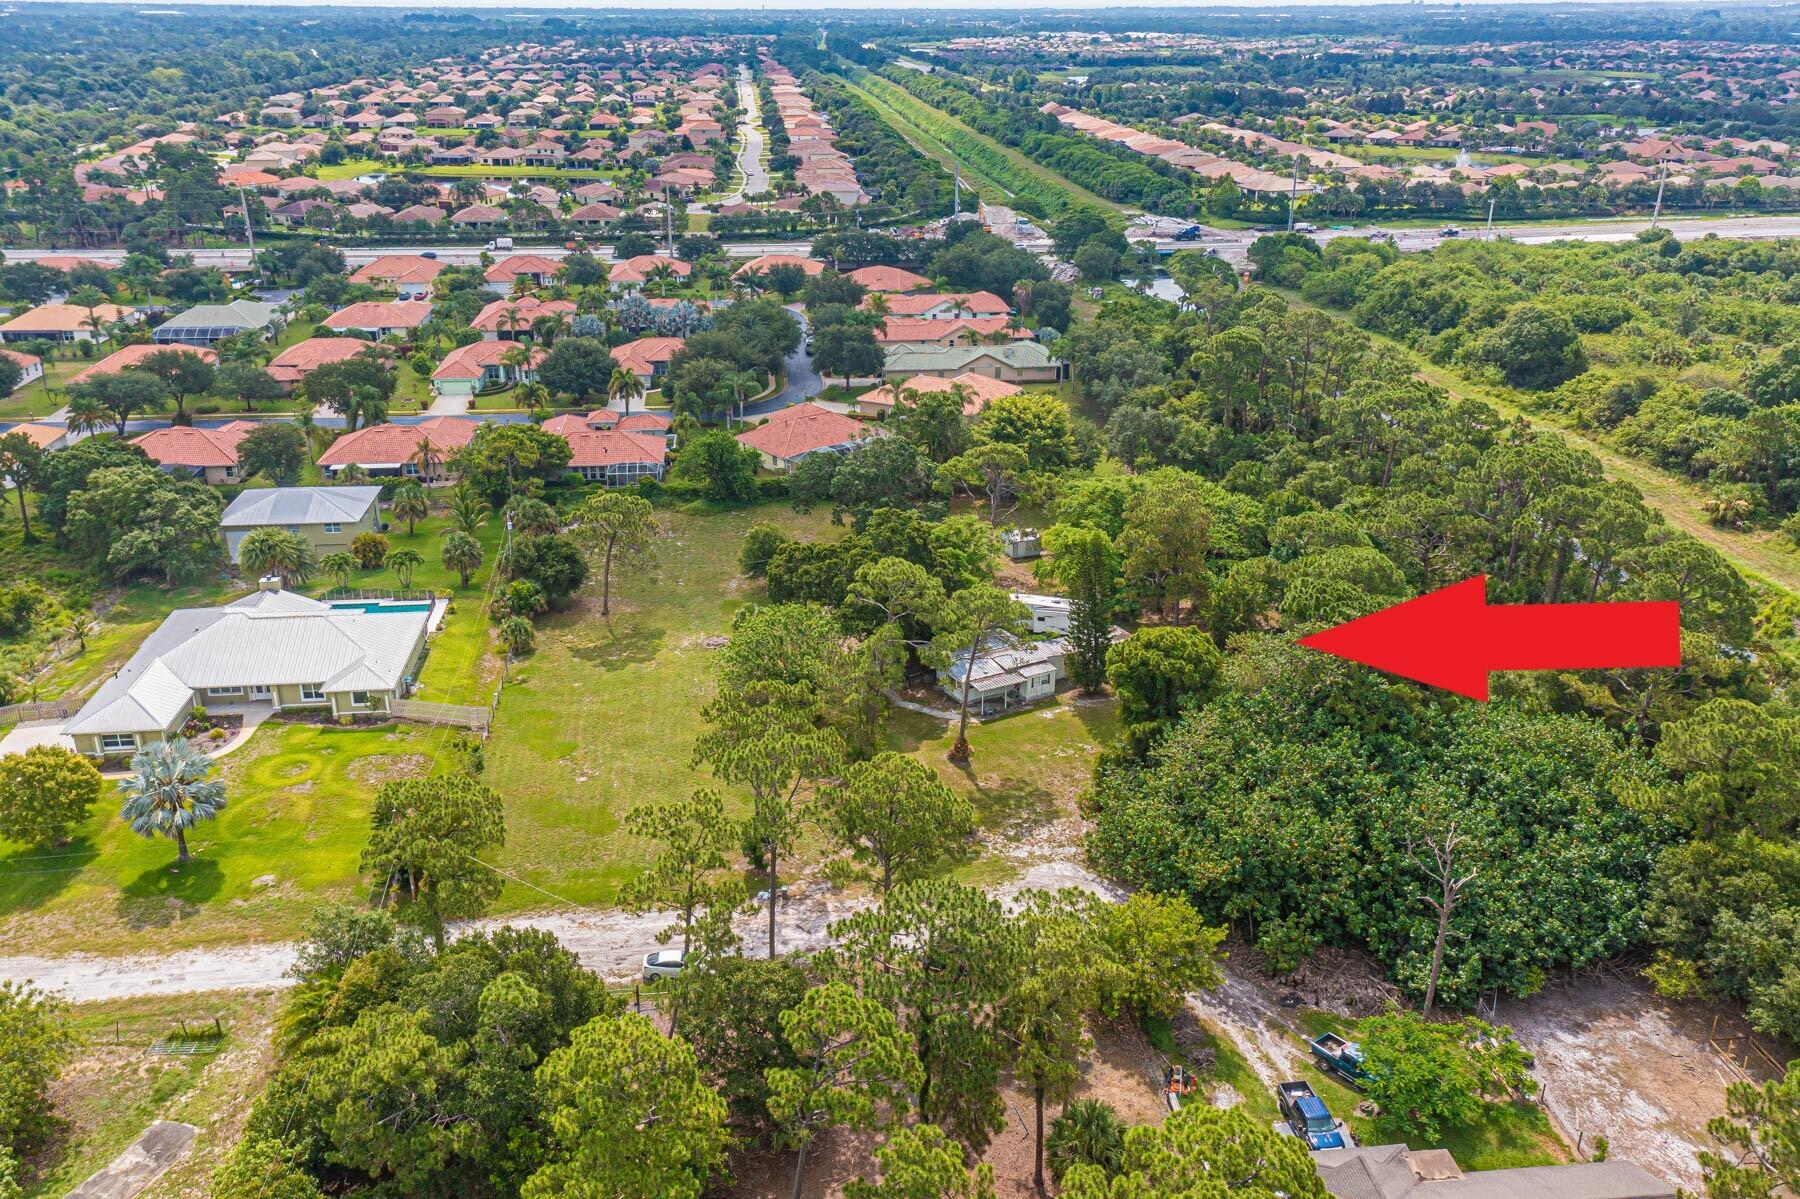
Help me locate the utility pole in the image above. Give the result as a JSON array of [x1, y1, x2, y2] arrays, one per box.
[[1650, 163, 1669, 230], [953, 169, 962, 216], [236, 183, 259, 283], [1286, 154, 1300, 233], [1485, 196, 1497, 240]]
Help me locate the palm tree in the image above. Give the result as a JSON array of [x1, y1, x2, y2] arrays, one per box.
[[410, 435, 442, 484], [65, 611, 98, 651], [117, 738, 227, 864], [607, 365, 644, 416], [530, 312, 568, 347], [722, 368, 761, 427], [69, 284, 108, 344], [66, 396, 109, 436], [320, 551, 357, 591], [447, 482, 490, 535], [499, 343, 532, 385], [237, 527, 316, 587], [387, 547, 424, 589], [517, 381, 551, 414], [646, 262, 677, 298], [389, 482, 430, 536], [440, 528, 484, 589]]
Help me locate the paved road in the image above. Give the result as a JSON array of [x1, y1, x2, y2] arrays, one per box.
[[0, 241, 816, 271], [723, 64, 769, 204]]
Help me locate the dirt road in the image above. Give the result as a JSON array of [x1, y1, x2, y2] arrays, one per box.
[[0, 860, 1110, 1003]]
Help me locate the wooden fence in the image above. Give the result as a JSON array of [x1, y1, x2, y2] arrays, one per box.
[[390, 698, 490, 732], [0, 698, 76, 724]]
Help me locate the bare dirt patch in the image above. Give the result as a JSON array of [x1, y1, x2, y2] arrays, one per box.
[[346, 753, 430, 786], [1501, 973, 1751, 1190]]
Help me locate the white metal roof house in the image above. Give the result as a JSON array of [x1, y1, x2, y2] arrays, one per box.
[[938, 632, 1070, 714], [1010, 592, 1073, 634], [219, 486, 383, 563], [62, 583, 430, 758]]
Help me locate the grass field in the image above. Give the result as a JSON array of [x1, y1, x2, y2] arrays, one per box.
[[837, 69, 1127, 218], [0, 720, 452, 955], [481, 502, 841, 911]]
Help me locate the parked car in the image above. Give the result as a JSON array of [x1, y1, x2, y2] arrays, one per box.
[[1440, 225, 1462, 237], [1277, 1080, 1346, 1150], [642, 948, 684, 980], [1310, 1032, 1371, 1087]]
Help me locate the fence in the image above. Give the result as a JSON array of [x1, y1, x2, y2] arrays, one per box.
[[390, 698, 490, 733], [0, 698, 76, 724], [320, 588, 437, 602]]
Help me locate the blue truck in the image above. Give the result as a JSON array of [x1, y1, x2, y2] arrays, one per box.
[[1310, 1032, 1372, 1087], [1277, 1081, 1347, 1150]]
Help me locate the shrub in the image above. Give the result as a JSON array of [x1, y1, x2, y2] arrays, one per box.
[[1047, 1098, 1126, 1181], [350, 531, 389, 569]]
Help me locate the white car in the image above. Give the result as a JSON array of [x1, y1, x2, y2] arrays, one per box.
[[642, 949, 684, 981]]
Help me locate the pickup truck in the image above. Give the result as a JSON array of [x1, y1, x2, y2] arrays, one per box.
[[1310, 1032, 1371, 1087], [1277, 1081, 1346, 1150]]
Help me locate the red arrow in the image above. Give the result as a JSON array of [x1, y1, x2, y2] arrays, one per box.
[[1296, 575, 1681, 700]]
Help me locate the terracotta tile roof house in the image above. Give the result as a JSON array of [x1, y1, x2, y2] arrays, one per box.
[[471, 297, 576, 339], [324, 301, 434, 338], [318, 416, 480, 481], [874, 316, 1028, 348], [734, 253, 825, 279], [350, 255, 447, 297], [391, 204, 446, 226], [736, 402, 870, 472], [539, 417, 667, 486], [131, 420, 260, 484], [2, 422, 67, 451], [848, 265, 933, 293], [431, 341, 545, 398], [483, 254, 564, 292], [33, 255, 113, 273], [69, 342, 217, 386], [1, 349, 44, 387], [609, 255, 692, 286], [570, 201, 623, 225], [877, 291, 1010, 319], [267, 339, 391, 389], [610, 336, 685, 385], [450, 204, 507, 226], [1, 303, 138, 344], [857, 372, 1022, 418]]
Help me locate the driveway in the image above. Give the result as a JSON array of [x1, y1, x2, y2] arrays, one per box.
[[0, 718, 74, 755]]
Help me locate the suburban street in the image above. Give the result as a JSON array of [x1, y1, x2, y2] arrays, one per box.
[[722, 62, 768, 203]]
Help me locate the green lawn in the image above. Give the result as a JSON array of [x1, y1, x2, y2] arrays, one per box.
[[0, 721, 452, 955], [481, 502, 841, 911]]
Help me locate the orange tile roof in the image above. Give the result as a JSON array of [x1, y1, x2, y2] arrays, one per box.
[[483, 254, 563, 282], [1, 349, 42, 372], [542, 421, 667, 469], [610, 336, 685, 377], [470, 297, 575, 333], [266, 338, 387, 385], [734, 253, 824, 279], [318, 416, 480, 468], [4, 423, 65, 450], [877, 291, 1010, 317], [349, 255, 447, 287], [1, 303, 134, 334], [609, 255, 692, 284], [323, 301, 434, 332], [860, 372, 1022, 415], [433, 340, 546, 381], [848, 265, 932, 293], [735, 402, 868, 462], [130, 420, 259, 469], [68, 342, 216, 386], [874, 316, 1024, 345]]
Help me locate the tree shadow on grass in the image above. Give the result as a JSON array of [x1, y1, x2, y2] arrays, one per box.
[[0, 837, 98, 914], [116, 856, 224, 930], [567, 619, 666, 672]]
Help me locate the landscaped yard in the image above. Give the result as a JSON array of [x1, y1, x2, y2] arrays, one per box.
[[0, 720, 452, 955]]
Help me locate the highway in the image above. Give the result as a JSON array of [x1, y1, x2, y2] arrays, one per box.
[[11, 215, 1800, 273]]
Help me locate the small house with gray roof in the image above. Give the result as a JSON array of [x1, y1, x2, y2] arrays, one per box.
[[219, 486, 383, 563]]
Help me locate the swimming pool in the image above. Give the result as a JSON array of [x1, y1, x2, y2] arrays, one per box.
[[330, 600, 434, 614]]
